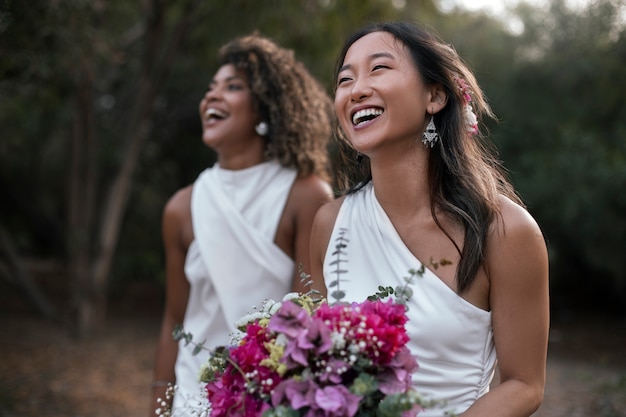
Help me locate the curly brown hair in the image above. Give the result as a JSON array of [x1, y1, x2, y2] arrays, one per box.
[[217, 34, 333, 180]]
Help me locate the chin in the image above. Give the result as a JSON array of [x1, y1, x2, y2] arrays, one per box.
[[202, 135, 220, 149]]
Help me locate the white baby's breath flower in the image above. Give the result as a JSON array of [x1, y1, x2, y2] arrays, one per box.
[[330, 330, 346, 350], [235, 312, 262, 328], [229, 329, 246, 344], [274, 333, 289, 346], [348, 343, 361, 356], [260, 299, 277, 313], [268, 301, 282, 315], [282, 292, 300, 301]]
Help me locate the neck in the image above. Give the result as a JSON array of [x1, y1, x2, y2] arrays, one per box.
[[369, 147, 432, 219], [216, 139, 266, 170]]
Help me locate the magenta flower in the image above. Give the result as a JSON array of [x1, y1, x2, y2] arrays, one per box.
[[201, 295, 423, 417]]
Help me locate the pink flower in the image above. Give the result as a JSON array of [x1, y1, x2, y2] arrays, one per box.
[[203, 296, 423, 417], [377, 346, 418, 394], [349, 300, 410, 364], [206, 378, 245, 417], [284, 317, 333, 367], [271, 379, 318, 409], [312, 385, 362, 417], [318, 357, 350, 384], [269, 301, 311, 338]]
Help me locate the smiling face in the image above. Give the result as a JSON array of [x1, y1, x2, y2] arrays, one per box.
[[334, 31, 433, 156], [199, 64, 260, 154]]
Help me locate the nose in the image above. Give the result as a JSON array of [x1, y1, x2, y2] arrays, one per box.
[[204, 85, 222, 102], [349, 77, 372, 102], [200, 85, 220, 115]]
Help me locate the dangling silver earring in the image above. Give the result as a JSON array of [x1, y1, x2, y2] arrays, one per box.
[[255, 121, 269, 136], [421, 115, 439, 148]]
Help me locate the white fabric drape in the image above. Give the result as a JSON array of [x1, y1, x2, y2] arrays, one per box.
[[323, 182, 496, 417], [173, 161, 297, 415]]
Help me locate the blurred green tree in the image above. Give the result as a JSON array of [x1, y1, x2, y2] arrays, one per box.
[[1, 0, 624, 337], [486, 0, 626, 310], [0, 0, 417, 335]]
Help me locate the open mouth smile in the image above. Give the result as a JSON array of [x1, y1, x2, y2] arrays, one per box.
[[204, 108, 228, 122], [352, 107, 383, 127]]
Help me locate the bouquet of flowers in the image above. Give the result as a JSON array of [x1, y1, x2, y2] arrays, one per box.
[[185, 268, 427, 417], [162, 231, 448, 417]]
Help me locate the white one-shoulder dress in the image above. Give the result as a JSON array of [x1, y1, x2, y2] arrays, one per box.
[[323, 182, 496, 417]]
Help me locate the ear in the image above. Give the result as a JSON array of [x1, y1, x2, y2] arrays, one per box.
[[427, 84, 448, 114]]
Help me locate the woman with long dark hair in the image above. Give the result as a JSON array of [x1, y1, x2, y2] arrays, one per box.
[[310, 21, 549, 417]]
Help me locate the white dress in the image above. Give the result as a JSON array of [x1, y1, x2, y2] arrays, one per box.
[[323, 183, 496, 417], [172, 161, 297, 415]]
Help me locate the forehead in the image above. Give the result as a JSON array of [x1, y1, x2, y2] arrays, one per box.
[[212, 63, 247, 83], [342, 31, 409, 66]]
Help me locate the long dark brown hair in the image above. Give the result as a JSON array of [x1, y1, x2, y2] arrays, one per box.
[[333, 21, 523, 293]]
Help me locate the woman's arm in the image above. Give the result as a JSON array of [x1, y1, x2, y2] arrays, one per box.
[[308, 196, 345, 298], [286, 175, 334, 297], [462, 197, 550, 417], [149, 188, 193, 416]]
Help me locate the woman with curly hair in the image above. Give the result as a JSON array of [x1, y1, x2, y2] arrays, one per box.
[[310, 21, 549, 416], [150, 33, 333, 416]]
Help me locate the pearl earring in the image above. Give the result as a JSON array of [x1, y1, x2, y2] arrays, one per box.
[[255, 121, 269, 136]]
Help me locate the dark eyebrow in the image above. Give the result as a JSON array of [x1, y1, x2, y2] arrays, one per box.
[[371, 51, 395, 61], [338, 51, 395, 73], [209, 74, 244, 87]]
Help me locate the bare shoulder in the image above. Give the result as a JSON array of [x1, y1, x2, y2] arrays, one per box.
[[311, 196, 346, 245], [313, 195, 344, 223], [487, 195, 549, 284], [289, 174, 334, 205], [163, 185, 193, 220], [492, 195, 545, 244], [162, 185, 194, 249]]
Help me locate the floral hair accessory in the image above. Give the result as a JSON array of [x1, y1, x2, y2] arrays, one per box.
[[454, 75, 478, 135]]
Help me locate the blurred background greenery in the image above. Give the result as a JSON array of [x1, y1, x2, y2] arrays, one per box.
[[1, 0, 625, 336]]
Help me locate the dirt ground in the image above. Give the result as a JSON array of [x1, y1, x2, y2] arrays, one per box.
[[1, 304, 625, 417]]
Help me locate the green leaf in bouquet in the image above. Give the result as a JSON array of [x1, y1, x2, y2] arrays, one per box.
[[172, 324, 193, 346], [262, 405, 299, 417], [192, 340, 206, 356], [350, 372, 378, 396]]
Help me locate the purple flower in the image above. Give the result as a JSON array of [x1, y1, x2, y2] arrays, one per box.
[[378, 346, 418, 395], [312, 385, 362, 417], [297, 318, 332, 352], [269, 301, 311, 338], [282, 317, 333, 368], [300, 318, 334, 359], [318, 357, 350, 384], [272, 379, 318, 410]]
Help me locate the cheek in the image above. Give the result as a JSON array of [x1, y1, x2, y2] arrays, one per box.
[[334, 91, 351, 128]]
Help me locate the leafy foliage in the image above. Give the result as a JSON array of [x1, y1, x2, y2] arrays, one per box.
[[479, 0, 626, 307], [2, 0, 625, 315]]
